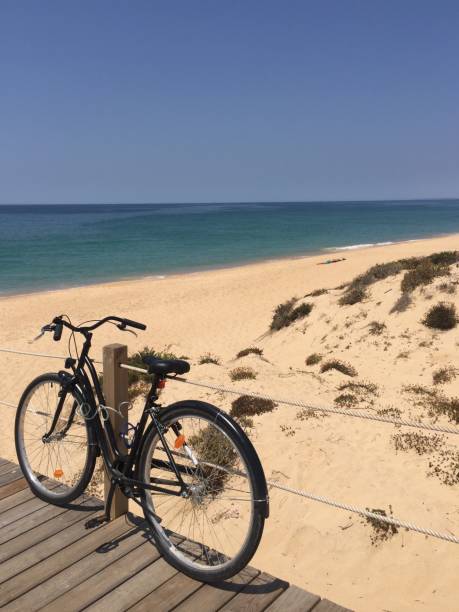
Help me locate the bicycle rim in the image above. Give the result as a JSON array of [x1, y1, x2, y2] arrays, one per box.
[[142, 411, 257, 574], [16, 376, 92, 500]]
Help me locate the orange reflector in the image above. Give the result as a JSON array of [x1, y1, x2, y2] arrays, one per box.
[[54, 469, 64, 478], [174, 435, 186, 449]]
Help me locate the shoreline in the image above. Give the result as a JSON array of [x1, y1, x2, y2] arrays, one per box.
[[1, 230, 458, 301]]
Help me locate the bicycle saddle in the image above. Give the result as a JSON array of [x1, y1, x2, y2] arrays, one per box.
[[142, 356, 190, 376]]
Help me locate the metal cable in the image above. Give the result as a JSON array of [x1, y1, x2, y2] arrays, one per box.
[[266, 480, 459, 544], [0, 347, 102, 364], [165, 375, 459, 436], [0, 353, 456, 544]]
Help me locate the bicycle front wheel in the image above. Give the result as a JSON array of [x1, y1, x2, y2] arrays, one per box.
[[15, 372, 97, 505], [138, 400, 268, 582]]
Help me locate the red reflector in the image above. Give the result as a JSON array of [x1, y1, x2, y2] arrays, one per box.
[[158, 379, 166, 389]]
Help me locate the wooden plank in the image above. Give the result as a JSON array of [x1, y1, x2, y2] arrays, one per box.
[[0, 478, 28, 501], [87, 557, 179, 612], [172, 566, 260, 612], [0, 463, 20, 476], [0, 498, 101, 563], [219, 572, 288, 611], [9, 523, 146, 610], [0, 500, 71, 547], [0, 483, 40, 513], [0, 458, 13, 467], [41, 539, 161, 611], [130, 571, 203, 612], [0, 502, 101, 580], [265, 585, 320, 611], [0, 516, 132, 608], [0, 482, 62, 532], [313, 599, 354, 612], [0, 466, 23, 486]]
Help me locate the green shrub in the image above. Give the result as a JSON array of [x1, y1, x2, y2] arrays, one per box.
[[439, 282, 457, 295], [188, 425, 237, 493], [428, 449, 459, 486], [340, 251, 459, 306], [392, 432, 443, 455], [230, 395, 276, 419], [338, 285, 368, 306], [305, 288, 328, 297], [270, 298, 296, 331], [320, 359, 357, 377], [400, 260, 449, 293], [429, 251, 459, 266], [199, 353, 221, 365], [229, 367, 257, 381], [368, 321, 386, 335], [334, 393, 358, 408], [338, 380, 378, 394], [433, 366, 457, 385], [270, 298, 313, 330], [422, 302, 457, 330], [363, 506, 399, 545], [403, 385, 459, 424], [236, 347, 263, 359], [305, 353, 322, 366]]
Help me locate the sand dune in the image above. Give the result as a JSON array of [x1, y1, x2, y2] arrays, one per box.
[[1, 233, 458, 611]]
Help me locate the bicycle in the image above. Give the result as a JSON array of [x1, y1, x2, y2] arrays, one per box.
[[14, 315, 269, 582]]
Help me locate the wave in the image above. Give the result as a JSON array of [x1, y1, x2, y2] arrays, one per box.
[[325, 241, 394, 251]]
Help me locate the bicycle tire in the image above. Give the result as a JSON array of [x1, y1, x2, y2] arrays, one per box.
[[15, 372, 97, 505], [138, 400, 268, 582]]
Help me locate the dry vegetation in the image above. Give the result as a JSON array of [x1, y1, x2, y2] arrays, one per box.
[[305, 352, 322, 366], [320, 359, 357, 377], [271, 298, 313, 331], [199, 353, 221, 365], [236, 346, 263, 359], [230, 395, 277, 419], [422, 302, 457, 330], [363, 506, 399, 546], [229, 366, 257, 381]]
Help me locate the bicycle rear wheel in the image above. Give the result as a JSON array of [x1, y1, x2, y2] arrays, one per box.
[[138, 400, 268, 582], [15, 372, 97, 504]]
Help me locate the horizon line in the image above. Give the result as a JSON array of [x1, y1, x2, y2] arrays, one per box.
[[1, 196, 459, 207]]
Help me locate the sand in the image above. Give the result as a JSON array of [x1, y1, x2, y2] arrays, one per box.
[[1, 233, 458, 611]]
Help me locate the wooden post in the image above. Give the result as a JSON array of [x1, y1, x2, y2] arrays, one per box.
[[102, 343, 129, 519]]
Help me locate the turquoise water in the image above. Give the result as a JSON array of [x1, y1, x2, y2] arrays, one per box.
[[1, 200, 458, 295]]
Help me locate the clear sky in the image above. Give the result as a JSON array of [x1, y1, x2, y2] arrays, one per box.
[[1, 1, 458, 204]]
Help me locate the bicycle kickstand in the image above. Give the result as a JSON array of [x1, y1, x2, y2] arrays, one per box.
[[85, 479, 117, 529]]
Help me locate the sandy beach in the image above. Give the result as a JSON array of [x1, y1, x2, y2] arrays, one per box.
[[1, 233, 459, 611]]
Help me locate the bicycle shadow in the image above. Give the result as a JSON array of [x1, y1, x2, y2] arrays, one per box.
[[127, 512, 287, 594]]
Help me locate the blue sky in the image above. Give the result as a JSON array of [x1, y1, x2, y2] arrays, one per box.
[[1, 1, 458, 204]]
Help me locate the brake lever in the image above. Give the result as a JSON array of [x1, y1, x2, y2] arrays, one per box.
[[28, 330, 45, 344], [116, 324, 137, 337], [28, 325, 53, 344]]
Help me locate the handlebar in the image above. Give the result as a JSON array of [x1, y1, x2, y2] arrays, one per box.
[[41, 315, 147, 341]]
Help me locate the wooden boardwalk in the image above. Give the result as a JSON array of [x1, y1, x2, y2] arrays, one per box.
[[0, 457, 351, 611]]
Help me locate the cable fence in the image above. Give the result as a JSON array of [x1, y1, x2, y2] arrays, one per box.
[[1, 346, 458, 545]]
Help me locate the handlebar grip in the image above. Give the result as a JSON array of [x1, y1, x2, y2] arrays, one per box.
[[53, 322, 63, 341], [123, 318, 147, 331]]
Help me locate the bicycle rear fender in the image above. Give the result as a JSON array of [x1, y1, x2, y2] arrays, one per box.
[[138, 399, 269, 518]]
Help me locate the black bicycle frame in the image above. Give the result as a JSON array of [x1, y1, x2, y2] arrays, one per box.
[[45, 331, 188, 500]]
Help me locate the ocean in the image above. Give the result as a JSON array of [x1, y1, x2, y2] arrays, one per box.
[[1, 200, 458, 295]]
